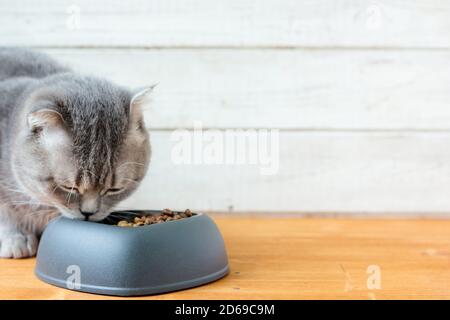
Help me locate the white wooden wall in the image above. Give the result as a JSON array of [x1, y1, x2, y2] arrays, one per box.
[[2, 0, 450, 214]]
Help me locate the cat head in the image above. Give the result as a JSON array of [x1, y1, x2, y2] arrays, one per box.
[[11, 74, 152, 221]]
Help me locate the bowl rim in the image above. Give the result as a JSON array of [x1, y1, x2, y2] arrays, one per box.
[[55, 210, 204, 231]]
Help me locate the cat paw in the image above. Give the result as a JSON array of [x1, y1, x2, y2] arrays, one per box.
[[0, 232, 38, 258]]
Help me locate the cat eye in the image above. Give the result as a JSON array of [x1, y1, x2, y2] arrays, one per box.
[[105, 188, 124, 195], [59, 185, 79, 194]]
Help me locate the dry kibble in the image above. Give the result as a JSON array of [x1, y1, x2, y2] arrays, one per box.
[[144, 217, 154, 224], [116, 209, 193, 227], [162, 208, 174, 216]]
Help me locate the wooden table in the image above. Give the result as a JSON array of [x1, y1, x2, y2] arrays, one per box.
[[1, 215, 450, 299]]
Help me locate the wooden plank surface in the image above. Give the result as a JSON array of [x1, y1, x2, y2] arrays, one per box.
[[2, 0, 450, 48], [2, 215, 450, 299], [121, 131, 450, 213], [35, 48, 450, 130]]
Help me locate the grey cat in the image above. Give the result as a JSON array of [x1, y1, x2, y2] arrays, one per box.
[[0, 48, 151, 258]]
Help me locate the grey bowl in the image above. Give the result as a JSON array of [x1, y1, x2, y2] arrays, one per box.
[[35, 211, 229, 296]]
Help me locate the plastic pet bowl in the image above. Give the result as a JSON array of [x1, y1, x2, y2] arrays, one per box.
[[35, 211, 229, 296]]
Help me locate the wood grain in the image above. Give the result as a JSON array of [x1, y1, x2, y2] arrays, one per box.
[[2, 0, 450, 48], [1, 216, 450, 299], [38, 48, 450, 130]]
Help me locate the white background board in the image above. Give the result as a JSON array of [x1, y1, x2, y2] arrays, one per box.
[[2, 1, 450, 214]]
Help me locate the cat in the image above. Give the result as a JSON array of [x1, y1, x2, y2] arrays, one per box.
[[0, 48, 152, 258]]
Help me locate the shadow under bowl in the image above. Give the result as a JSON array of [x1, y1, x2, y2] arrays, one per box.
[[35, 211, 229, 296]]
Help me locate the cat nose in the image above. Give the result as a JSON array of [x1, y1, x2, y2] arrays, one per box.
[[80, 211, 95, 220]]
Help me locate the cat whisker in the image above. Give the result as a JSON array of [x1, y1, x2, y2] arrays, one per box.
[[4, 187, 28, 196], [65, 183, 76, 204], [25, 210, 59, 218], [109, 211, 141, 218], [50, 184, 60, 197], [117, 162, 145, 171], [111, 205, 135, 210], [10, 200, 42, 206], [122, 178, 140, 185]]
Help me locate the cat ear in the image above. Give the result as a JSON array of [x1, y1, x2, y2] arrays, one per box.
[[27, 109, 65, 132], [131, 84, 157, 106], [129, 85, 156, 124]]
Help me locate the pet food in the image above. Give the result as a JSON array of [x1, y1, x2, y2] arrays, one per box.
[[117, 209, 193, 227]]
